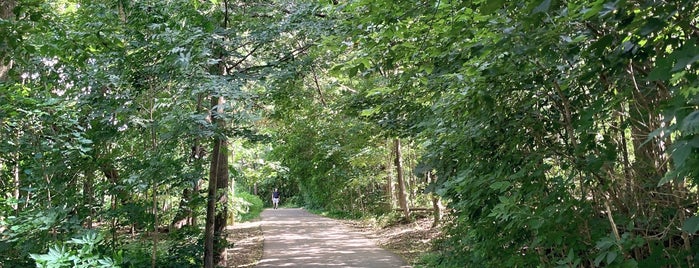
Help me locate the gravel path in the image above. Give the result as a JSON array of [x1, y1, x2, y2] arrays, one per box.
[[257, 208, 411, 268]]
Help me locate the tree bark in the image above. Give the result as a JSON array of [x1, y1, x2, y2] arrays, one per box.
[[0, 0, 15, 81], [12, 155, 19, 214], [206, 2, 231, 266], [427, 171, 442, 228], [385, 139, 394, 210], [213, 131, 229, 267], [394, 138, 410, 220], [205, 95, 230, 267], [204, 150, 217, 268]]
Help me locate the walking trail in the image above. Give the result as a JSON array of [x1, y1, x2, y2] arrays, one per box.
[[257, 208, 411, 268]]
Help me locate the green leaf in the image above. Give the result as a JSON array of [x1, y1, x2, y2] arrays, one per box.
[[348, 66, 359, 78], [647, 56, 673, 81], [594, 252, 606, 267], [657, 169, 679, 187], [620, 259, 638, 268], [638, 18, 666, 36], [606, 251, 618, 265], [682, 216, 699, 233], [670, 43, 699, 72], [681, 110, 699, 135], [582, 2, 603, 19], [532, 0, 552, 14], [671, 141, 691, 168], [481, 0, 505, 14], [489, 181, 511, 192]]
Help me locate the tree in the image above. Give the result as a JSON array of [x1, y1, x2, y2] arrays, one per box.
[[0, 0, 14, 81], [393, 138, 410, 220]]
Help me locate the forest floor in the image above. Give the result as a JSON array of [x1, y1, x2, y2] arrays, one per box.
[[226, 211, 441, 267], [226, 220, 264, 267], [340, 216, 442, 265]]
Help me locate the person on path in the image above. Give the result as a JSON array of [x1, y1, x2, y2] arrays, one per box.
[[272, 188, 280, 209]]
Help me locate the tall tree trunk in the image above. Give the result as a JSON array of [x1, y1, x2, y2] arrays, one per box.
[[3, 0, 16, 214], [206, 2, 231, 266], [213, 129, 229, 267], [205, 96, 230, 267], [0, 0, 15, 81], [149, 98, 159, 268], [385, 139, 394, 211], [204, 146, 217, 268], [394, 138, 410, 220]]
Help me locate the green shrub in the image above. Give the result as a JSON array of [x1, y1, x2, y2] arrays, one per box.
[[282, 195, 301, 207], [308, 208, 365, 220], [30, 231, 120, 268], [162, 225, 203, 267], [231, 191, 264, 222]]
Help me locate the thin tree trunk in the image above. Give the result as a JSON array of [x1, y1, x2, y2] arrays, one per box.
[[4, 0, 17, 213], [0, 0, 15, 81], [386, 139, 394, 210], [83, 170, 95, 228], [13, 156, 19, 214], [394, 138, 410, 220], [204, 147, 217, 268], [151, 183, 158, 268], [150, 101, 159, 268], [213, 130, 229, 266], [406, 141, 416, 208], [427, 171, 442, 228]]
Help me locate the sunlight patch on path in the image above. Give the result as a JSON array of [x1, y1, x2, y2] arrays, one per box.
[[258, 208, 410, 268]]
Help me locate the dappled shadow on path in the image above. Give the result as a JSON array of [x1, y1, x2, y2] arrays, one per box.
[[257, 208, 410, 268]]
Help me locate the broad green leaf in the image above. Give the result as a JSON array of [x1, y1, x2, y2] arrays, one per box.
[[638, 18, 666, 36], [594, 252, 606, 267], [647, 56, 673, 81], [481, 0, 505, 14], [489, 181, 511, 192], [671, 141, 691, 168], [681, 110, 699, 135], [682, 216, 699, 233], [621, 259, 639, 268], [606, 251, 618, 265], [670, 43, 699, 71], [582, 2, 603, 19], [532, 0, 552, 14]]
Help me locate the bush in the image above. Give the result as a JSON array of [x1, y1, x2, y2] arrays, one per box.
[[283, 195, 301, 207], [30, 231, 120, 268], [308, 208, 365, 220], [162, 225, 203, 267], [231, 191, 264, 222]]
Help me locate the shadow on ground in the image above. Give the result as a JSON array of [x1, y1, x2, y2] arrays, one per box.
[[257, 208, 410, 268]]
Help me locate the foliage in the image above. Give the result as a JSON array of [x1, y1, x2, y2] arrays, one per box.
[[323, 0, 699, 266], [231, 190, 264, 222], [161, 226, 204, 268], [0, 0, 313, 266], [30, 231, 119, 268], [308, 208, 365, 220], [2, 0, 697, 267]]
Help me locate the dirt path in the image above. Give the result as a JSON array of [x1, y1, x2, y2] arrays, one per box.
[[257, 208, 411, 268]]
